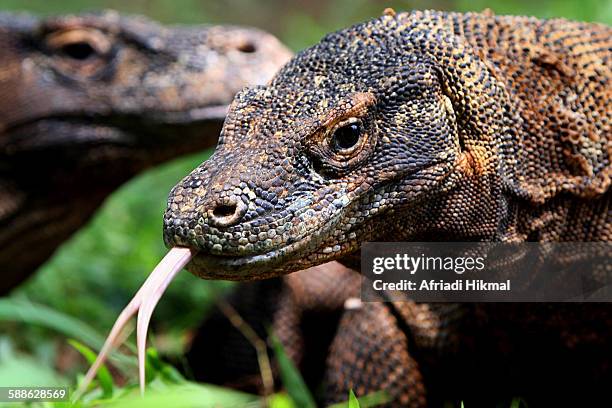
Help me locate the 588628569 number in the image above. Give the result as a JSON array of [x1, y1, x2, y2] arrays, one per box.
[[1, 387, 68, 402]]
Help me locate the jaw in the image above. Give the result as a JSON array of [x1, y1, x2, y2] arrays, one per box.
[[184, 234, 363, 281], [2, 107, 227, 168], [185, 229, 327, 280], [181, 211, 366, 281]]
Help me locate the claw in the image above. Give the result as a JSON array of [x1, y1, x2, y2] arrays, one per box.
[[74, 247, 194, 400]]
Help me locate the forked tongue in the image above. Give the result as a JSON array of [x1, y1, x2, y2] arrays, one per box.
[[75, 247, 194, 399]]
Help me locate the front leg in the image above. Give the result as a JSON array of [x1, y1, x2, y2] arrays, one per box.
[[324, 301, 427, 407]]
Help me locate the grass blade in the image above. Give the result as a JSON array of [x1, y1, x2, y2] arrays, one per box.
[[270, 334, 316, 408], [69, 339, 114, 398], [327, 390, 391, 408], [510, 397, 527, 408], [105, 382, 258, 408], [349, 390, 360, 408], [0, 298, 134, 367], [0, 298, 106, 349]]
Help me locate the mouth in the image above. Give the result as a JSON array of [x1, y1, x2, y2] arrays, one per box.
[[185, 229, 327, 280], [3, 104, 229, 138], [2, 105, 229, 156]]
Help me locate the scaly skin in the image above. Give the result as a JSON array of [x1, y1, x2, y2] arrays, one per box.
[[164, 10, 610, 406], [0, 10, 292, 293]]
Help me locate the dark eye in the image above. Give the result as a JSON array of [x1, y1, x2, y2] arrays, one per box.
[[331, 123, 361, 152], [60, 41, 96, 60], [45, 29, 110, 62]]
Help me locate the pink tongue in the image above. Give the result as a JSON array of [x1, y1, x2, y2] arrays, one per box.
[[75, 247, 195, 399]]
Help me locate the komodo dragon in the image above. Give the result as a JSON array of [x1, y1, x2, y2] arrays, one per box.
[[161, 9, 611, 407], [0, 11, 291, 293]]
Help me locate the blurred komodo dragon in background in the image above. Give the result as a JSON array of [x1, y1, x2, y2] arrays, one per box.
[[0, 11, 291, 293], [163, 9, 611, 407]]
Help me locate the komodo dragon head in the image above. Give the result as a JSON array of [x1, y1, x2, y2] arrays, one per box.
[[164, 10, 610, 280], [0, 10, 291, 292]]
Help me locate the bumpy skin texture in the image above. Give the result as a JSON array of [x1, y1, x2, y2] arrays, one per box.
[[0, 11, 292, 293], [165, 10, 611, 406]]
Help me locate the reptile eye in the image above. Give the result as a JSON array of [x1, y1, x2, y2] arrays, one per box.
[[44, 28, 113, 78], [60, 41, 96, 60], [45, 28, 111, 61], [331, 122, 361, 152]]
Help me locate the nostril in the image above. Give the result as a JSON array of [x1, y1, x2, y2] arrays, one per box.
[[237, 41, 257, 53], [208, 198, 247, 228], [213, 203, 237, 218]]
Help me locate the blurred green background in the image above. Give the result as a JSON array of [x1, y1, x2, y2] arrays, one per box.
[[1, 0, 610, 395]]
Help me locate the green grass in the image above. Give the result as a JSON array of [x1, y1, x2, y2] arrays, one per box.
[[270, 334, 316, 408], [0, 299, 386, 407]]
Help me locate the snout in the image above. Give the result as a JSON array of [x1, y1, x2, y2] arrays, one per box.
[[162, 167, 270, 257]]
